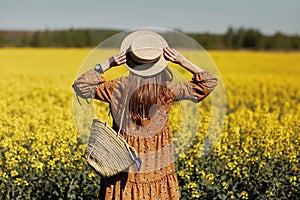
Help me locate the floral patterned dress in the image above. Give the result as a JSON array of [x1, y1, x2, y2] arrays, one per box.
[[75, 69, 217, 200]]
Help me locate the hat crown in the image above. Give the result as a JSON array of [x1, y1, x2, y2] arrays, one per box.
[[130, 34, 163, 64]]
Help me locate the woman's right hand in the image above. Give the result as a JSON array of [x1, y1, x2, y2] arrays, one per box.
[[164, 47, 204, 73], [163, 47, 186, 65]]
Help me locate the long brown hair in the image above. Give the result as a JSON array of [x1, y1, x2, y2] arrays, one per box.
[[127, 67, 173, 125]]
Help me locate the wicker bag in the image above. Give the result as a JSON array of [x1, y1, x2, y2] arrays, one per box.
[[85, 119, 141, 178]]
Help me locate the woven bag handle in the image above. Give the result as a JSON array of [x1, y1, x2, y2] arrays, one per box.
[[74, 79, 127, 136], [116, 87, 130, 137], [116, 93, 126, 136], [76, 88, 142, 171], [75, 94, 91, 118]]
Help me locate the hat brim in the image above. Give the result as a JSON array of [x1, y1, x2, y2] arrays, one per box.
[[120, 30, 169, 77]]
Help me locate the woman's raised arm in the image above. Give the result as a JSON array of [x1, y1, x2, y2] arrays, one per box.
[[72, 51, 126, 101], [163, 47, 218, 102]]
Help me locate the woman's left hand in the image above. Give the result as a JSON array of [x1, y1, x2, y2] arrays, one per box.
[[108, 51, 127, 68], [101, 51, 127, 72]]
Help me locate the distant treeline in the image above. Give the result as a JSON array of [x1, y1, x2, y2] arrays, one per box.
[[0, 27, 299, 50]]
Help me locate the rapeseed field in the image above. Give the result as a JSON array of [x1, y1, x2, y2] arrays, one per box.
[[0, 48, 299, 199]]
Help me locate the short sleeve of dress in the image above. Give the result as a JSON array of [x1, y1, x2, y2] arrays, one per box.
[[165, 71, 218, 102]]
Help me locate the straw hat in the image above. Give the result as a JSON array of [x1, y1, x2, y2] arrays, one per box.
[[120, 30, 169, 76]]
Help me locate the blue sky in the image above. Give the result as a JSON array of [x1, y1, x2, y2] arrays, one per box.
[[0, 0, 299, 35]]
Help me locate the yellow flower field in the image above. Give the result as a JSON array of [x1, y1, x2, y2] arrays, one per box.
[[0, 48, 299, 199]]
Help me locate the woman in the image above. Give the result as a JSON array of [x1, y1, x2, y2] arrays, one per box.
[[73, 30, 218, 200]]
